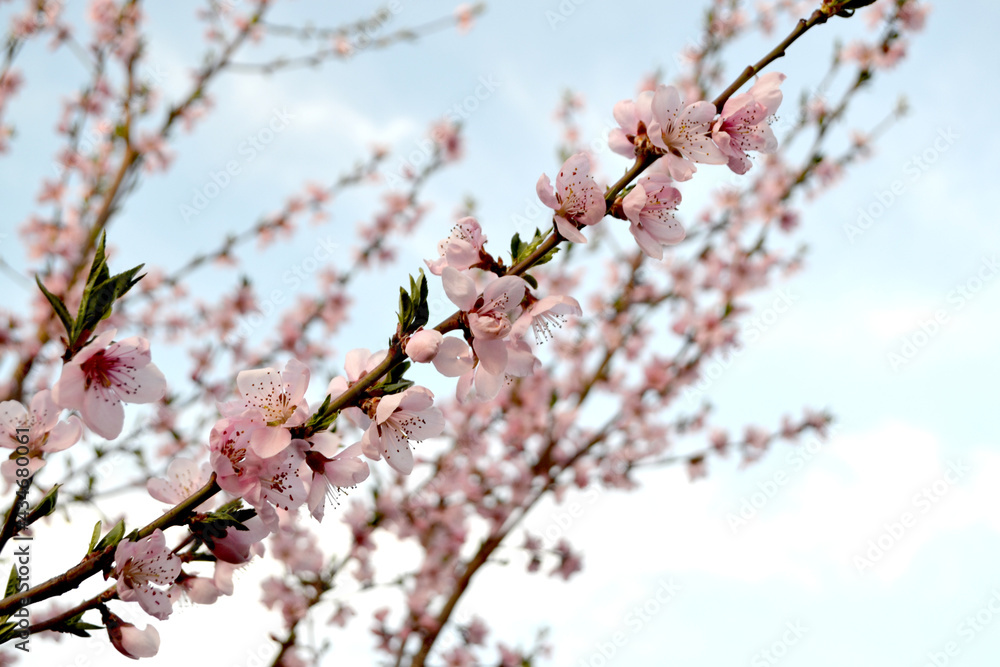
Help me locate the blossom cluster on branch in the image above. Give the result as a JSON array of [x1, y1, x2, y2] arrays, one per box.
[[0, 0, 929, 664]]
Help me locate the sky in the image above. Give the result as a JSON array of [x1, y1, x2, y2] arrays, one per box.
[[2, 0, 999, 665]]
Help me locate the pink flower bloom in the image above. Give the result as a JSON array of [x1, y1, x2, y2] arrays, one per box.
[[454, 3, 476, 32], [647, 85, 726, 180], [209, 413, 265, 501], [111, 529, 182, 620], [457, 337, 539, 401], [102, 608, 160, 659], [712, 72, 785, 174], [168, 571, 222, 605], [405, 328, 444, 363], [146, 458, 213, 510], [432, 336, 475, 378], [210, 413, 305, 530], [51, 329, 166, 440], [511, 294, 582, 342], [219, 359, 310, 458], [443, 269, 526, 377], [209, 514, 269, 565], [425, 216, 486, 276], [253, 447, 307, 526], [0, 389, 82, 481], [361, 386, 444, 475], [300, 434, 370, 521], [621, 174, 685, 259], [608, 90, 654, 157], [536, 153, 605, 243], [327, 347, 387, 430]]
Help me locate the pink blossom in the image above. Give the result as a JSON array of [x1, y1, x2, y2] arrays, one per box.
[[430, 120, 463, 162], [425, 216, 486, 275], [327, 348, 387, 429], [647, 85, 726, 180], [209, 515, 269, 565], [102, 608, 159, 659], [361, 386, 444, 474], [300, 435, 370, 521], [454, 3, 476, 32], [712, 72, 785, 174], [51, 329, 166, 440], [111, 529, 182, 620], [432, 336, 475, 377], [219, 358, 310, 458], [405, 328, 444, 363], [269, 521, 324, 575], [209, 410, 306, 528], [536, 153, 605, 243], [899, 3, 930, 31], [510, 294, 582, 342], [608, 90, 654, 157], [443, 269, 526, 377], [209, 413, 265, 501], [621, 174, 685, 259], [456, 336, 538, 402], [0, 389, 82, 481], [261, 576, 309, 627], [168, 572, 222, 605], [146, 457, 212, 509]]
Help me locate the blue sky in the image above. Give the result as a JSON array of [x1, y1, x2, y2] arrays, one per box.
[[2, 1, 998, 665]]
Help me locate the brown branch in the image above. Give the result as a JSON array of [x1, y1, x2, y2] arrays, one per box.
[[0, 475, 220, 618]]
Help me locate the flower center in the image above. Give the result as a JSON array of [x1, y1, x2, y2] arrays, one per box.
[[80, 350, 116, 390]]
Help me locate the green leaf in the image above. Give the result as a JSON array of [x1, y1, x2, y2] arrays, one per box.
[[87, 521, 102, 553], [510, 232, 523, 261], [303, 394, 338, 433], [522, 273, 538, 290], [71, 232, 145, 344], [51, 611, 100, 637], [190, 506, 258, 548], [4, 565, 17, 600], [24, 484, 59, 526], [0, 622, 21, 646], [84, 232, 110, 294], [397, 271, 430, 333], [35, 277, 74, 338], [93, 519, 126, 554], [378, 360, 411, 395], [412, 270, 428, 329], [379, 379, 414, 394]]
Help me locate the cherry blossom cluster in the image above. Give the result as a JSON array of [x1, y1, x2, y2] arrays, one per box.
[[0, 1, 929, 664], [419, 216, 583, 401], [208, 354, 446, 531], [604, 74, 786, 258], [1, 328, 166, 481]]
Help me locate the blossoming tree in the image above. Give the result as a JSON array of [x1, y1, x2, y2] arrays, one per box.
[[0, 0, 928, 664]]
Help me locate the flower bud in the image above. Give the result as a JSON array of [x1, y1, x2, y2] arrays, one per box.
[[405, 329, 444, 363], [101, 606, 160, 659]]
